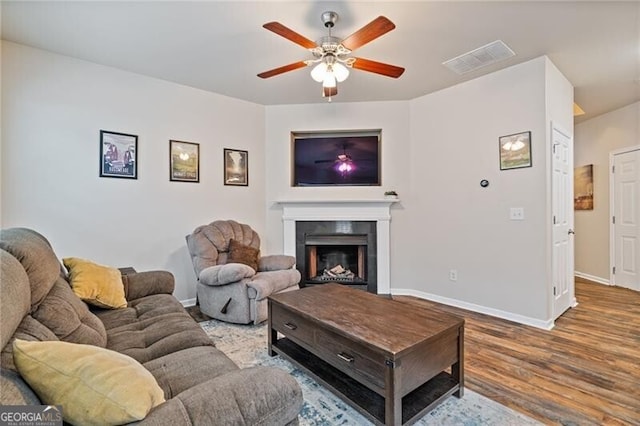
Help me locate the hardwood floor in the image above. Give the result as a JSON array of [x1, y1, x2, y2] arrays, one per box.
[[393, 279, 640, 425]]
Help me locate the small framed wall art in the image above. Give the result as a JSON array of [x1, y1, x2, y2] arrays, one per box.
[[100, 130, 138, 179], [170, 140, 200, 183], [224, 148, 248, 186], [499, 131, 532, 170]]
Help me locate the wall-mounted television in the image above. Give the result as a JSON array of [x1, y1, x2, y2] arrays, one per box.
[[291, 130, 381, 186]]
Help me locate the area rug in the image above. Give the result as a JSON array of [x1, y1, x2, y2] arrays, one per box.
[[200, 320, 541, 426]]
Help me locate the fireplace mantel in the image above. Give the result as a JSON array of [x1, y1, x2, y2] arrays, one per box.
[[277, 199, 398, 294]]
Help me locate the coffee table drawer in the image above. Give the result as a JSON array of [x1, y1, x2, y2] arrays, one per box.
[[315, 328, 386, 390], [270, 305, 314, 347]]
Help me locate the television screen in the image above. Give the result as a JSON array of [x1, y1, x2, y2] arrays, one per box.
[[292, 130, 381, 186]]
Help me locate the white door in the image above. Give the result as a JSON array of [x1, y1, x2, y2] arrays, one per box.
[[551, 125, 574, 318], [612, 148, 640, 291]]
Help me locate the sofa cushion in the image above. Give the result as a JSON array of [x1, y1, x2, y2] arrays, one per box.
[[13, 339, 165, 426], [0, 228, 62, 310], [63, 257, 127, 309], [144, 346, 239, 399], [1, 316, 59, 372], [141, 367, 303, 426], [0, 368, 41, 405], [31, 278, 107, 347], [227, 238, 260, 271], [0, 250, 31, 350], [122, 270, 175, 301], [95, 294, 214, 364]]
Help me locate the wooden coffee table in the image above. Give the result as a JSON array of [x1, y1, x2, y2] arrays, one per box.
[[268, 283, 464, 426]]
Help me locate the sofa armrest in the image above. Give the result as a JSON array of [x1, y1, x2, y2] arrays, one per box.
[[122, 271, 175, 300], [199, 264, 255, 286], [258, 255, 296, 272], [140, 367, 302, 425]]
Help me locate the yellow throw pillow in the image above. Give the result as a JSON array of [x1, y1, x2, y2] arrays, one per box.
[[63, 257, 127, 309], [13, 339, 165, 426]]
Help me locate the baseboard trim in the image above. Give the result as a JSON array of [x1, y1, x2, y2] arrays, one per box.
[[391, 288, 554, 330], [574, 271, 610, 285], [181, 298, 197, 308]]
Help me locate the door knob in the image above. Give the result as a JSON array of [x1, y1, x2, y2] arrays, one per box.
[[568, 229, 575, 235]]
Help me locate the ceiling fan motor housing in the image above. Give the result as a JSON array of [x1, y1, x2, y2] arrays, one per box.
[[314, 36, 342, 56], [322, 11, 338, 28]]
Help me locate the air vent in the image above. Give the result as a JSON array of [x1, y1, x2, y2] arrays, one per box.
[[442, 40, 515, 75]]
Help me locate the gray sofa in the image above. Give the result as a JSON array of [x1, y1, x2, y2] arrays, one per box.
[[0, 227, 303, 425]]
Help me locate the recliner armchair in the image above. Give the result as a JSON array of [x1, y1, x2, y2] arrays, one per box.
[[186, 220, 300, 324]]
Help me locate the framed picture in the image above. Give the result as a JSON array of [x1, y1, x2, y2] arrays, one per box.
[[224, 148, 248, 186], [574, 164, 594, 210], [499, 131, 532, 170], [100, 130, 138, 179], [170, 140, 200, 182]]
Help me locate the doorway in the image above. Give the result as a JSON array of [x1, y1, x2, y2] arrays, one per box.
[[610, 146, 640, 291]]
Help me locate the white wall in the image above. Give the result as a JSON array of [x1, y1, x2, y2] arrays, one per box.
[[263, 101, 411, 254], [1, 42, 266, 302], [408, 57, 552, 323], [574, 101, 640, 282]]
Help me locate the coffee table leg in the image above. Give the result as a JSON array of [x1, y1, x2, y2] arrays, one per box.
[[384, 359, 402, 425], [452, 325, 465, 397], [268, 302, 276, 356]]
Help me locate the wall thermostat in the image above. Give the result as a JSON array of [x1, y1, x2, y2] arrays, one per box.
[[480, 179, 489, 188]]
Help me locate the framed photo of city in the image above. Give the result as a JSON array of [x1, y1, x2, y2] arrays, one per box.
[[100, 130, 138, 179], [170, 140, 200, 183], [224, 148, 248, 186], [499, 131, 532, 170]]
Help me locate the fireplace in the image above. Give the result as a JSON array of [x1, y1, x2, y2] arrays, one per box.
[[279, 199, 397, 294], [295, 221, 377, 293]]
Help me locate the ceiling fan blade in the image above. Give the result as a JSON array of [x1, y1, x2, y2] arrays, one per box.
[[257, 61, 308, 79], [351, 57, 405, 78], [323, 86, 338, 98], [263, 22, 318, 50], [340, 16, 396, 51], [314, 159, 335, 164]]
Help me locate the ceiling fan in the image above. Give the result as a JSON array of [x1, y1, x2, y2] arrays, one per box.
[[257, 11, 405, 100], [314, 143, 375, 175], [316, 145, 355, 175], [314, 144, 353, 165]]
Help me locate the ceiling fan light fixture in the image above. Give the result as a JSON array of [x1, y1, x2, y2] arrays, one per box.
[[332, 62, 349, 82], [311, 62, 328, 82], [323, 72, 337, 88], [338, 162, 353, 173]]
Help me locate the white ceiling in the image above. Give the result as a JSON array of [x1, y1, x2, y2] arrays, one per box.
[[2, 1, 639, 123]]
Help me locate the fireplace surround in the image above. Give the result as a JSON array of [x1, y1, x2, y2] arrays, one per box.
[[279, 199, 397, 294]]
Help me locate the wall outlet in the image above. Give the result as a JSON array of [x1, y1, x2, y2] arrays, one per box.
[[449, 269, 458, 281], [510, 207, 525, 220]]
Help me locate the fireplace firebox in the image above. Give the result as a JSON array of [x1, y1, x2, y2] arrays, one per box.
[[295, 221, 377, 293]]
